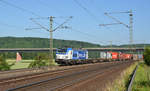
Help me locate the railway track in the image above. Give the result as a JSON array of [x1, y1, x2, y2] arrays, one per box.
[[0, 61, 115, 91], [0, 68, 41, 80], [0, 63, 94, 81], [1, 61, 134, 91]]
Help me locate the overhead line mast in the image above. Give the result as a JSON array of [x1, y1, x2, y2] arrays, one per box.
[[26, 16, 72, 65], [129, 10, 133, 45], [99, 10, 133, 46], [50, 16, 53, 64]]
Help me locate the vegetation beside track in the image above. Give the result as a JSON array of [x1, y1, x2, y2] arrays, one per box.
[[106, 61, 137, 91], [7, 59, 33, 69], [28, 54, 57, 68], [6, 59, 58, 69], [0, 55, 15, 71], [3, 53, 58, 70], [132, 62, 150, 91], [144, 47, 150, 66]]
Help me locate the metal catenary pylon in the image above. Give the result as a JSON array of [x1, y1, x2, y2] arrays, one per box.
[[26, 16, 72, 65], [99, 10, 133, 46]]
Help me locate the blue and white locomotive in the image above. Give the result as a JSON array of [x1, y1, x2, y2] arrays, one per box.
[[56, 48, 88, 60]]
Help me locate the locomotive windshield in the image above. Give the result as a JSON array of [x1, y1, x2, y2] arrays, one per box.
[[57, 49, 67, 54]]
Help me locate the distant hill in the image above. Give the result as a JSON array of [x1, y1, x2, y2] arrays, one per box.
[[0, 37, 101, 48], [0, 37, 149, 48], [104, 44, 150, 48], [119, 44, 150, 48]]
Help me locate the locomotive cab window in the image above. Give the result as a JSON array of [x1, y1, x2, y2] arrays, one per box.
[[57, 49, 67, 53]]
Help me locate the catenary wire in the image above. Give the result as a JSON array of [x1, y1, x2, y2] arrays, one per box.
[[0, 0, 41, 17]]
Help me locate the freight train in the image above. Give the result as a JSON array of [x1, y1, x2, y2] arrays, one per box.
[[55, 48, 143, 65]]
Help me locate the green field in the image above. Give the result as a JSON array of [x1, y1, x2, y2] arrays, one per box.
[[6, 59, 58, 69], [132, 62, 150, 91], [7, 59, 34, 69]]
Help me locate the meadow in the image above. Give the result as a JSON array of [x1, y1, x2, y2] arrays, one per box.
[[132, 62, 150, 90], [7, 59, 34, 69]]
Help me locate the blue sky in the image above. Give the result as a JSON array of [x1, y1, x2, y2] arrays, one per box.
[[0, 0, 150, 45]]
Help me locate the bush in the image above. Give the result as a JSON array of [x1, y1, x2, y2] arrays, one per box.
[[28, 53, 49, 68], [0, 55, 15, 71], [144, 47, 150, 66]]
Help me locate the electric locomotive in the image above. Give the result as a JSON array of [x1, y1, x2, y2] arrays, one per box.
[[56, 48, 88, 65]]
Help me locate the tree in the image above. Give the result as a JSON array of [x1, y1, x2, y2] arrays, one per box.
[[28, 53, 49, 68], [144, 47, 150, 66], [0, 55, 15, 71]]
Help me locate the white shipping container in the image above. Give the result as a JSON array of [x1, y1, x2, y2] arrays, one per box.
[[106, 52, 112, 59], [100, 52, 107, 59]]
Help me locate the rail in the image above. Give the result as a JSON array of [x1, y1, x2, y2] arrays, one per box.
[[127, 63, 139, 91]]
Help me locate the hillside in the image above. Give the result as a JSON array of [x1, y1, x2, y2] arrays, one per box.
[[104, 44, 150, 48], [0, 37, 149, 48], [119, 44, 150, 48], [0, 37, 101, 48]]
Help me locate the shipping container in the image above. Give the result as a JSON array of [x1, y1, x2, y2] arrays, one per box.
[[119, 53, 125, 60], [133, 54, 138, 60], [106, 52, 112, 59], [138, 54, 143, 60], [100, 52, 112, 60], [124, 54, 132, 60], [110, 52, 119, 59], [100, 52, 107, 59]]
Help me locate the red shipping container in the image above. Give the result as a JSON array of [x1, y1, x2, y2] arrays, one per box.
[[119, 53, 125, 60], [124, 54, 132, 59], [110, 52, 119, 59]]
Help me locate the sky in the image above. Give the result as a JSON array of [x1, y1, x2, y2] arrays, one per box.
[[0, 0, 150, 45]]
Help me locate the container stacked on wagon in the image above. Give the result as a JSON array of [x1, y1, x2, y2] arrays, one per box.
[[100, 51, 143, 61]]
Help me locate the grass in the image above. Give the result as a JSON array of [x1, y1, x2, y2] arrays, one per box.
[[6, 59, 34, 69], [132, 62, 150, 91], [6, 59, 58, 69], [106, 61, 138, 91]]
